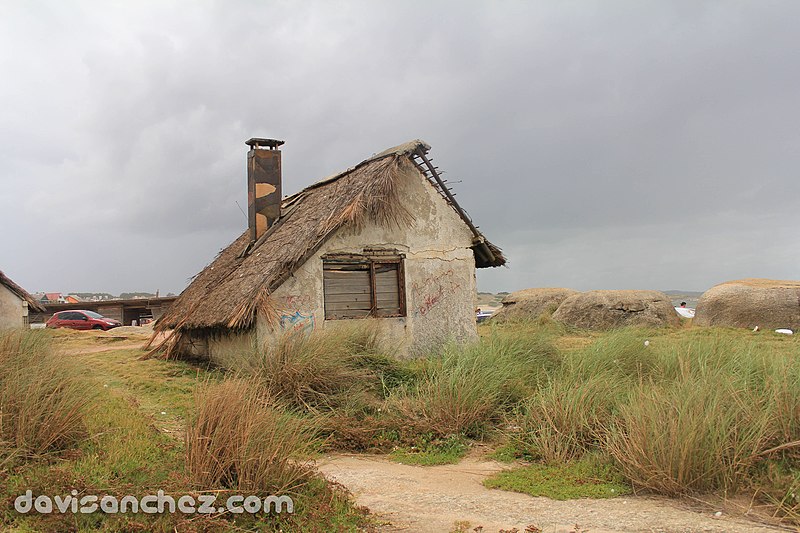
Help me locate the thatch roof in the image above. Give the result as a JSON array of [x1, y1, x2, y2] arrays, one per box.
[[0, 271, 45, 313], [158, 140, 505, 331]]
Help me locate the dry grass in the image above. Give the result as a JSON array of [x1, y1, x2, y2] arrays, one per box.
[[2, 330, 371, 531], [244, 323, 387, 412], [186, 377, 317, 494], [389, 365, 502, 437], [0, 330, 95, 459]]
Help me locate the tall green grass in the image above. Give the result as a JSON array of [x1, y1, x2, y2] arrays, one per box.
[[514, 372, 625, 462], [205, 318, 800, 510], [508, 327, 800, 497], [607, 376, 771, 494], [0, 330, 95, 459], [232, 322, 413, 450], [386, 327, 561, 438]]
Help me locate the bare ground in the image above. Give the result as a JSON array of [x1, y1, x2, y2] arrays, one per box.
[[319, 454, 787, 533]]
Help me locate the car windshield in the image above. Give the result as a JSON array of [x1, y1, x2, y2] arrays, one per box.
[[83, 311, 105, 319]]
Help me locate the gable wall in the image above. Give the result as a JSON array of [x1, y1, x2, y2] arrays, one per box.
[[0, 284, 26, 329], [263, 162, 478, 357]]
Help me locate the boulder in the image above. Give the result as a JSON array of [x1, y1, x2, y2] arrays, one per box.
[[490, 288, 579, 322], [693, 279, 800, 330], [552, 290, 680, 330]]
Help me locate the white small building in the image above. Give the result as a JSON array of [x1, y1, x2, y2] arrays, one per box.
[[0, 271, 45, 329]]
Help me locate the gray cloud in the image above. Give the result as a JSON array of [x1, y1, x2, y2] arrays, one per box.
[[1, 1, 798, 295]]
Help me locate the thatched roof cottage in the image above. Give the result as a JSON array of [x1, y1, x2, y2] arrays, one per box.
[[0, 270, 45, 329], [158, 139, 505, 358]]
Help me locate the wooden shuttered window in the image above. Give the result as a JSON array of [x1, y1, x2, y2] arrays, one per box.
[[323, 256, 405, 320]]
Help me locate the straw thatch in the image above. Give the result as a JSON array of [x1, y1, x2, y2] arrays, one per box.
[[157, 140, 505, 336], [0, 270, 45, 313]]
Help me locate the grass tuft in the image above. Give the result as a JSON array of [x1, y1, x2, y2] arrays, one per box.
[[186, 377, 317, 494], [245, 323, 388, 413], [386, 329, 560, 438], [0, 329, 96, 460]]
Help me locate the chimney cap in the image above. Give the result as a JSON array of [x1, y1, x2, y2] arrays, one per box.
[[246, 138, 285, 149]]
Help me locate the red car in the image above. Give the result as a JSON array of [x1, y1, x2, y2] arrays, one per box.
[[46, 310, 122, 331]]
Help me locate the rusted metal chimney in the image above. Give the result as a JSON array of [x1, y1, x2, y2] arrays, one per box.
[[246, 138, 283, 241]]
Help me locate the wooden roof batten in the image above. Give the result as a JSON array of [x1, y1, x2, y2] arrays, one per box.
[[409, 145, 497, 266]]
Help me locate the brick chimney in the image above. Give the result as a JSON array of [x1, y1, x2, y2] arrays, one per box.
[[246, 138, 283, 241]]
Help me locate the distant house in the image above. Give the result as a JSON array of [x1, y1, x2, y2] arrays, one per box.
[[64, 295, 82, 304], [41, 292, 65, 304], [0, 271, 45, 329], [159, 139, 505, 359]]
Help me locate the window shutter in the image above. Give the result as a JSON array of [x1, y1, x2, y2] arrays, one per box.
[[323, 265, 372, 319], [375, 264, 401, 316], [323, 254, 406, 320]]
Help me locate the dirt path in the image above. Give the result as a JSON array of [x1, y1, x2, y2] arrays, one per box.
[[319, 455, 784, 533]]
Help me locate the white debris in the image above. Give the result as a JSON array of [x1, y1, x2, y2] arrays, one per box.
[[776, 329, 794, 335]]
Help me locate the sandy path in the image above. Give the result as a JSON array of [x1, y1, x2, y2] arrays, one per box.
[[318, 455, 784, 533]]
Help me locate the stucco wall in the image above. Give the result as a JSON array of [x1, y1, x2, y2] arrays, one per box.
[[262, 162, 478, 357], [0, 284, 26, 329]]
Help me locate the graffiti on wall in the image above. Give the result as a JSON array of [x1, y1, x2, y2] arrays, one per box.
[[411, 269, 462, 316], [279, 294, 314, 311], [280, 311, 315, 336]]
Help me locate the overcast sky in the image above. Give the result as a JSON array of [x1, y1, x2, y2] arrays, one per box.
[[1, 1, 798, 295]]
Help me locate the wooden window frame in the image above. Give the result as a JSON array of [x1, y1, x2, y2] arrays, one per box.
[[322, 253, 406, 320]]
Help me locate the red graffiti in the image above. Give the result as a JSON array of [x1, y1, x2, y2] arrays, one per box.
[[418, 288, 444, 316], [413, 269, 462, 316], [282, 294, 313, 311]]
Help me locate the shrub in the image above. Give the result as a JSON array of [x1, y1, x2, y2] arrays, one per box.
[[389, 434, 468, 465], [245, 323, 388, 412], [513, 372, 625, 462], [0, 330, 95, 458], [607, 375, 772, 494], [387, 328, 560, 438], [186, 378, 316, 493], [388, 361, 502, 437]]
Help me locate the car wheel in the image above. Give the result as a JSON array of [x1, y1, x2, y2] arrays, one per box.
[[92, 325, 104, 331]]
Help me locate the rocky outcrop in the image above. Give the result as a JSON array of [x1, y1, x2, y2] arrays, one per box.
[[490, 288, 579, 322], [694, 279, 800, 330], [552, 290, 680, 330]]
